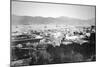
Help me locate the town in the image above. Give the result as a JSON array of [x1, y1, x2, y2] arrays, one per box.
[[11, 24, 96, 66]]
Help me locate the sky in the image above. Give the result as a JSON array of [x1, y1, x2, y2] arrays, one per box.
[[12, 1, 95, 20]]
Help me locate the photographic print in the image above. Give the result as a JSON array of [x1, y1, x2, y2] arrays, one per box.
[[11, 0, 96, 67]]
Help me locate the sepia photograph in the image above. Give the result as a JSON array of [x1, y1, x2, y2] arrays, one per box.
[[11, 0, 96, 67]]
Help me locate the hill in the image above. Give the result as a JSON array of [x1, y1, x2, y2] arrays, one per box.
[[12, 15, 95, 26]]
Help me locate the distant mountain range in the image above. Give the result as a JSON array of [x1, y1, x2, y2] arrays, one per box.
[[12, 15, 95, 26]]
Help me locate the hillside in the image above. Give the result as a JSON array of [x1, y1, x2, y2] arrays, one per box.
[[12, 15, 95, 26]]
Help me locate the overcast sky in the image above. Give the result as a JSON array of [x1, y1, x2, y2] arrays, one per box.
[[12, 1, 95, 20]]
